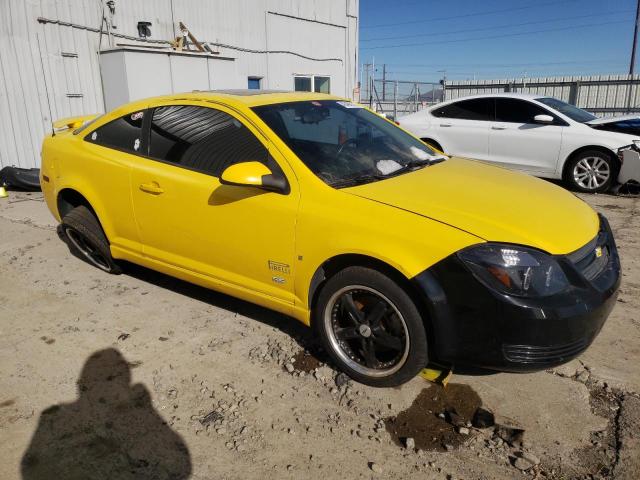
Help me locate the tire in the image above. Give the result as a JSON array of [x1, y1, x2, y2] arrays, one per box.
[[313, 266, 428, 387], [421, 138, 443, 153], [61, 205, 121, 274], [564, 150, 616, 193]]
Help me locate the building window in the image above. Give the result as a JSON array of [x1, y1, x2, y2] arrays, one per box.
[[314, 76, 330, 94], [294, 75, 331, 94], [248, 77, 262, 90], [294, 76, 312, 92]]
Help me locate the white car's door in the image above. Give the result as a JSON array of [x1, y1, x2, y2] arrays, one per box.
[[488, 98, 564, 175], [430, 98, 493, 159]]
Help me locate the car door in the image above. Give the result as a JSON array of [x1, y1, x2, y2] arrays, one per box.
[[129, 102, 299, 303], [489, 98, 565, 174], [81, 108, 148, 254], [430, 98, 493, 159]]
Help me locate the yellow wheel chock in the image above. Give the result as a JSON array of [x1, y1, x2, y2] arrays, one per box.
[[419, 365, 453, 386]]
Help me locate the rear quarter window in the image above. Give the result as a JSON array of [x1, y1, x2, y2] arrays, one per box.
[[85, 111, 145, 154]]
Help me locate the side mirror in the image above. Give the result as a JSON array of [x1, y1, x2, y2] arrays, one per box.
[[534, 114, 554, 124], [220, 161, 287, 193]]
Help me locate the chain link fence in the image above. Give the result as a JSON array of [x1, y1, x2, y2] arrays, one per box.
[[359, 79, 443, 119]]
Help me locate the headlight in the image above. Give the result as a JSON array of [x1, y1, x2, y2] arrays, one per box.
[[458, 244, 569, 297]]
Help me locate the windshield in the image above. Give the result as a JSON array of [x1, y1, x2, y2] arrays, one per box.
[[252, 100, 444, 187], [535, 97, 596, 123]]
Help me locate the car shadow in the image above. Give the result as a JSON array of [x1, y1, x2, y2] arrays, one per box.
[[56, 228, 497, 380], [21, 348, 192, 480], [120, 263, 501, 378], [120, 261, 329, 362], [57, 225, 327, 361]]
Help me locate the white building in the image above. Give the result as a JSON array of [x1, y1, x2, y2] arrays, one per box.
[[0, 0, 359, 169]]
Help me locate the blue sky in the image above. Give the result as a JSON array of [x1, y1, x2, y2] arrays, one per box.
[[359, 0, 638, 83]]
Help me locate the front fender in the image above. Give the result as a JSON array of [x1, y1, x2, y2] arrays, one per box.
[[294, 193, 482, 315]]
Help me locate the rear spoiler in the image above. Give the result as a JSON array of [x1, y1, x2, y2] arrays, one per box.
[[52, 114, 99, 134]]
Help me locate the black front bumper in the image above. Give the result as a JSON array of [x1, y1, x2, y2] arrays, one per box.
[[413, 215, 621, 372]]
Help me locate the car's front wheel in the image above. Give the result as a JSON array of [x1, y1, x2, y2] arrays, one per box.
[[565, 150, 616, 193], [314, 266, 428, 387]]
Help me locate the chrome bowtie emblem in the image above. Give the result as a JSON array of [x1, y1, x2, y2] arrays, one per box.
[[358, 324, 372, 338]]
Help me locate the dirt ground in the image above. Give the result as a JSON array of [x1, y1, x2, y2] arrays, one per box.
[[1, 190, 639, 480]]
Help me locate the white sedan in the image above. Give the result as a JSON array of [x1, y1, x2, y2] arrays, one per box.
[[398, 93, 640, 193]]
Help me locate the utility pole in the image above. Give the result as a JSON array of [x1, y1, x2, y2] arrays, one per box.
[[630, 0, 640, 75], [362, 63, 370, 102], [628, 0, 640, 113], [438, 69, 447, 101], [382, 64, 387, 101]]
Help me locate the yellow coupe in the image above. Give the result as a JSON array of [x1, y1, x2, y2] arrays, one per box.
[[41, 91, 620, 386]]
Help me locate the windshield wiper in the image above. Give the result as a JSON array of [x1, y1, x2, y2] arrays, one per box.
[[387, 155, 448, 177], [330, 173, 386, 189], [384, 159, 432, 177]]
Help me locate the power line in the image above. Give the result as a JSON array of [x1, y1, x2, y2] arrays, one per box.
[[385, 65, 628, 75], [37, 16, 343, 63], [360, 0, 579, 29], [361, 19, 629, 50], [385, 59, 629, 68], [360, 10, 632, 43], [384, 60, 628, 72]]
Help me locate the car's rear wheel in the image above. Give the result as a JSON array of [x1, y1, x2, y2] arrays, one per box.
[[62, 205, 121, 274], [565, 150, 616, 193], [314, 266, 428, 387]]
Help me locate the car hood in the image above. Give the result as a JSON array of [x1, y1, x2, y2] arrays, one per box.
[[344, 157, 599, 255], [585, 115, 639, 125]]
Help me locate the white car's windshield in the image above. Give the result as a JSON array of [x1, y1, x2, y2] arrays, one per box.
[[536, 97, 596, 123], [253, 100, 445, 188]]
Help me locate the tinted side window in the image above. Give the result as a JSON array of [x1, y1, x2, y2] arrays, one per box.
[[432, 99, 493, 121], [86, 110, 145, 153], [148, 105, 269, 176], [495, 98, 551, 123]]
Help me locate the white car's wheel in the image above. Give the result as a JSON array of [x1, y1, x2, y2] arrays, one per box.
[[565, 150, 616, 193]]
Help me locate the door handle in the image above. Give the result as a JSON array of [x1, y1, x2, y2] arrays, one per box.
[[139, 182, 164, 195], [491, 125, 507, 130], [440, 123, 452, 127]]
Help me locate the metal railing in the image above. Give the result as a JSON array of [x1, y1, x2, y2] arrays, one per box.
[[444, 75, 640, 117]]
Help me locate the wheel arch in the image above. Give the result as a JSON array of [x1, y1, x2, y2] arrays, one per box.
[[562, 145, 619, 179], [57, 188, 95, 218], [56, 187, 111, 241], [307, 254, 435, 346], [420, 137, 443, 152]]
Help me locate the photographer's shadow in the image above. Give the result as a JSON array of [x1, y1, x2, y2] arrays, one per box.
[[21, 348, 192, 480]]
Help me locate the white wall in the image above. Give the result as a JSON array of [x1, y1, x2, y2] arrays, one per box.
[[0, 0, 359, 169]]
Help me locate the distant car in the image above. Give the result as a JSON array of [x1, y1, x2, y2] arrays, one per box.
[[41, 91, 620, 386], [587, 114, 640, 136], [398, 93, 640, 193]]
